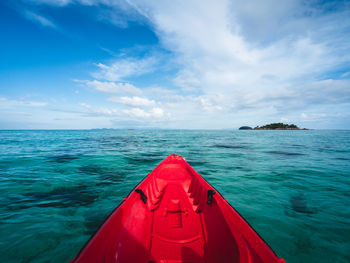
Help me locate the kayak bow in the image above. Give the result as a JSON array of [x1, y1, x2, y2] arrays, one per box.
[[71, 154, 285, 263]]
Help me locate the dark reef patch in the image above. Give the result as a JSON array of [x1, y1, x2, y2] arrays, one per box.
[[289, 144, 305, 148], [78, 165, 104, 175], [125, 152, 164, 165], [213, 143, 248, 149], [335, 156, 350, 161], [79, 164, 125, 185], [84, 212, 109, 235], [289, 193, 315, 215], [47, 154, 79, 163], [7, 185, 98, 209], [264, 172, 289, 183], [293, 232, 314, 254], [267, 151, 306, 157]]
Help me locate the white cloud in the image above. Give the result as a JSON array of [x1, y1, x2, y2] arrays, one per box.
[[299, 112, 332, 123], [79, 80, 142, 95], [0, 97, 48, 108], [109, 96, 155, 107], [25, 0, 72, 6], [79, 102, 165, 120], [24, 0, 146, 29], [122, 107, 149, 118], [123, 107, 164, 119], [80, 102, 118, 116], [193, 95, 224, 112], [93, 57, 157, 81], [150, 107, 164, 118], [24, 10, 56, 28], [280, 117, 290, 123]]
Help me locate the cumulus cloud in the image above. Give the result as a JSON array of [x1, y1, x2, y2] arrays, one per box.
[[150, 107, 164, 118], [79, 102, 166, 121], [123, 107, 164, 119], [193, 95, 224, 112], [80, 102, 118, 116], [109, 96, 155, 107], [280, 117, 290, 123], [79, 80, 142, 95]]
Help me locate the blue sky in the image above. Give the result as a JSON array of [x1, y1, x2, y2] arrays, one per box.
[[1, 0, 350, 129]]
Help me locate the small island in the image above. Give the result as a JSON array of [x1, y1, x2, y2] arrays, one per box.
[[253, 123, 307, 130], [239, 126, 253, 130]]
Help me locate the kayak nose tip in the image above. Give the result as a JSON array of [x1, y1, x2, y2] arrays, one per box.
[[166, 154, 185, 161]]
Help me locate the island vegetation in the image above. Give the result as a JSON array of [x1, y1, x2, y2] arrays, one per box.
[[239, 126, 253, 130], [253, 123, 307, 130]]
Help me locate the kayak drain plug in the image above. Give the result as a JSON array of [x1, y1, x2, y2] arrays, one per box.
[[135, 189, 147, 204], [207, 190, 216, 204]]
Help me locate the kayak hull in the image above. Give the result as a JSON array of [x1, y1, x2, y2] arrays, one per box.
[[71, 155, 284, 263]]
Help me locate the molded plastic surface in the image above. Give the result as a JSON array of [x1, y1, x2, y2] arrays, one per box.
[[71, 155, 285, 263]]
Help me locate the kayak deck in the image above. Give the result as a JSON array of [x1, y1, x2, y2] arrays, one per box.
[[71, 155, 284, 263]]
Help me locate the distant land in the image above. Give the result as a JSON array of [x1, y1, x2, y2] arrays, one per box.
[[239, 126, 253, 130], [239, 123, 308, 130]]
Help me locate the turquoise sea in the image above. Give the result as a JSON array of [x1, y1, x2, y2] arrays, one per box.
[[0, 130, 349, 263]]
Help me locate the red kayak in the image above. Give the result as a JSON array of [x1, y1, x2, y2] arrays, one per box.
[[71, 155, 285, 263]]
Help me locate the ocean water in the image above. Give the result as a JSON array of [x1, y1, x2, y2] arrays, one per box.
[[0, 129, 349, 263]]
